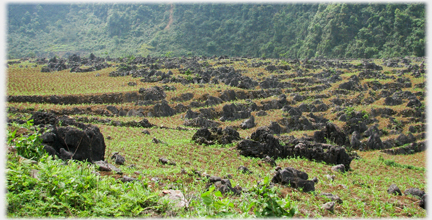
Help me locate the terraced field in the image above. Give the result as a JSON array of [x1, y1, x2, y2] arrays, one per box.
[[6, 55, 427, 217]]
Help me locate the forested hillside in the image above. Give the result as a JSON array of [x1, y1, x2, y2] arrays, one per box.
[[7, 3, 425, 59]]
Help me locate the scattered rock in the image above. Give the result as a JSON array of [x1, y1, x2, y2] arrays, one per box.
[[152, 101, 176, 117], [121, 176, 138, 182], [159, 157, 176, 166], [161, 190, 189, 208], [238, 166, 253, 174], [262, 155, 277, 167], [206, 178, 241, 195], [94, 160, 122, 174], [183, 116, 221, 128], [420, 194, 426, 209], [387, 184, 402, 195], [240, 115, 255, 129], [350, 131, 361, 149], [384, 96, 403, 106], [111, 152, 125, 165], [363, 132, 384, 151], [256, 110, 268, 116], [319, 193, 343, 204], [191, 127, 240, 145], [271, 167, 315, 192], [138, 86, 167, 101], [237, 127, 352, 169], [331, 164, 346, 173], [322, 201, 335, 212], [152, 137, 164, 144], [325, 174, 335, 182], [404, 188, 425, 199]]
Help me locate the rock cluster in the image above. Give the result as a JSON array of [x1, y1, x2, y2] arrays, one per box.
[[236, 125, 353, 169], [192, 126, 240, 145]]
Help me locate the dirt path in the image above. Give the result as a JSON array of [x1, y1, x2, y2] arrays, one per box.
[[164, 4, 174, 30]]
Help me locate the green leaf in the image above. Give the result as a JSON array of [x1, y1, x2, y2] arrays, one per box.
[[263, 176, 270, 185], [214, 190, 223, 198], [201, 194, 213, 206]]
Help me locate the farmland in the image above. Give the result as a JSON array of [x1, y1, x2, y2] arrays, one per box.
[[6, 55, 427, 217]]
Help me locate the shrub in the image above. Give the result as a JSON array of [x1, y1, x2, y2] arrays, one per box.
[[7, 119, 46, 161], [250, 176, 296, 218], [6, 154, 167, 217], [345, 106, 355, 119]]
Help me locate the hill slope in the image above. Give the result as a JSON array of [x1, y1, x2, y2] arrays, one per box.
[[7, 3, 425, 59]]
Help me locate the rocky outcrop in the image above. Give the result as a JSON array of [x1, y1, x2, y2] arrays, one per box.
[[150, 101, 176, 117], [138, 86, 167, 101], [33, 112, 106, 162], [236, 126, 353, 169], [192, 127, 240, 145], [183, 116, 221, 128], [313, 122, 349, 147], [381, 141, 426, 155]]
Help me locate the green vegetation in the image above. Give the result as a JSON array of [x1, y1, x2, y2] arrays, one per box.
[[7, 119, 46, 161], [378, 155, 425, 171], [7, 154, 168, 217], [7, 3, 425, 59]]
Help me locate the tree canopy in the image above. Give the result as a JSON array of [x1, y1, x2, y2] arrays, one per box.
[[7, 3, 425, 59]]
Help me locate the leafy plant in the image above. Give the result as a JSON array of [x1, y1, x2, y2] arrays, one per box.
[[250, 176, 296, 218], [361, 110, 370, 120], [184, 69, 192, 76], [345, 106, 355, 119], [7, 119, 46, 161], [200, 186, 235, 215], [186, 75, 193, 82], [6, 153, 167, 217]]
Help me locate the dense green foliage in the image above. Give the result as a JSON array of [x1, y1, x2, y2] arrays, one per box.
[[6, 154, 169, 217], [7, 120, 46, 161], [7, 3, 425, 59]]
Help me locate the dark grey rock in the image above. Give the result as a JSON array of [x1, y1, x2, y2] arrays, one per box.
[[152, 101, 175, 117], [240, 115, 255, 129], [263, 155, 277, 167], [384, 96, 403, 106], [420, 194, 426, 209], [350, 131, 361, 149], [159, 157, 176, 166], [106, 105, 119, 115], [387, 184, 402, 195], [111, 152, 125, 165], [404, 188, 425, 199], [138, 86, 166, 101], [121, 176, 138, 182], [184, 116, 221, 128], [271, 167, 315, 192], [364, 132, 384, 150], [256, 110, 268, 116], [238, 165, 253, 174]]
